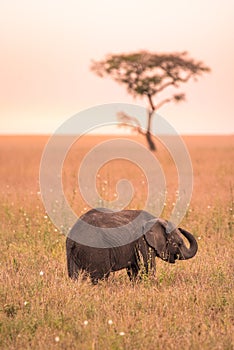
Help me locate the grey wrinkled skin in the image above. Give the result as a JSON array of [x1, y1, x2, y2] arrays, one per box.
[[66, 209, 198, 284]]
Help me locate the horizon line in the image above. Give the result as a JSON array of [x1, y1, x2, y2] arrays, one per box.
[[1, 132, 233, 137]]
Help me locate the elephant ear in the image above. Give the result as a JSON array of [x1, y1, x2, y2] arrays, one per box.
[[143, 219, 167, 252]]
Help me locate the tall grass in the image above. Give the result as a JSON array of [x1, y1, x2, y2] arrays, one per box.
[[0, 135, 233, 349]]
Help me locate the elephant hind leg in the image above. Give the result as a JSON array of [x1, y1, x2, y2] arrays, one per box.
[[67, 255, 80, 280]]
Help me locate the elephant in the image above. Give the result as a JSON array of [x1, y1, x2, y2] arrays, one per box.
[[66, 208, 198, 284]]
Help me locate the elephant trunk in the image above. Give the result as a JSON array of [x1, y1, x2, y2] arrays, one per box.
[[178, 228, 198, 260]]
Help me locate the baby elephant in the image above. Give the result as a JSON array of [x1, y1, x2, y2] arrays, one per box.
[[66, 208, 198, 284]]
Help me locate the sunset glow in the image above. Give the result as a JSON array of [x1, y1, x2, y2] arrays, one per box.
[[1, 0, 234, 134]]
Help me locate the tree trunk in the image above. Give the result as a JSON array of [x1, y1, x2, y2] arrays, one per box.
[[146, 131, 156, 151], [146, 110, 156, 151]]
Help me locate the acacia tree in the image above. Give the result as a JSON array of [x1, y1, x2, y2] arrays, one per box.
[[91, 51, 210, 150]]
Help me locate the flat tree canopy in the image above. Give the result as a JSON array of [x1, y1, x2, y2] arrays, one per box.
[[91, 51, 210, 150]]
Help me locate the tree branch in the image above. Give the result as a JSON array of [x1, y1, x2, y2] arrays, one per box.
[[177, 71, 194, 83], [155, 97, 173, 109], [119, 123, 145, 135], [117, 112, 144, 135], [117, 112, 142, 128], [147, 94, 155, 111], [154, 80, 176, 94]]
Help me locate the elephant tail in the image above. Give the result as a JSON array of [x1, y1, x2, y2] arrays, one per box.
[[66, 238, 79, 279]]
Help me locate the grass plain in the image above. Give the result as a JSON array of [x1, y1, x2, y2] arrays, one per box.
[[0, 134, 233, 350]]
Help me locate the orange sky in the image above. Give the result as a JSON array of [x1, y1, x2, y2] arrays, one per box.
[[0, 0, 234, 134]]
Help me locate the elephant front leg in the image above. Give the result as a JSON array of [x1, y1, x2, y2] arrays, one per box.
[[90, 271, 110, 285], [149, 249, 156, 277], [139, 248, 156, 279], [126, 262, 139, 281]]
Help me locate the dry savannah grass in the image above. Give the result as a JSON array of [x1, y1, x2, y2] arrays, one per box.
[[0, 134, 234, 350]]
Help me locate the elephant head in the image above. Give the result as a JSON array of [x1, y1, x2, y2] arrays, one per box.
[[143, 219, 198, 263]]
